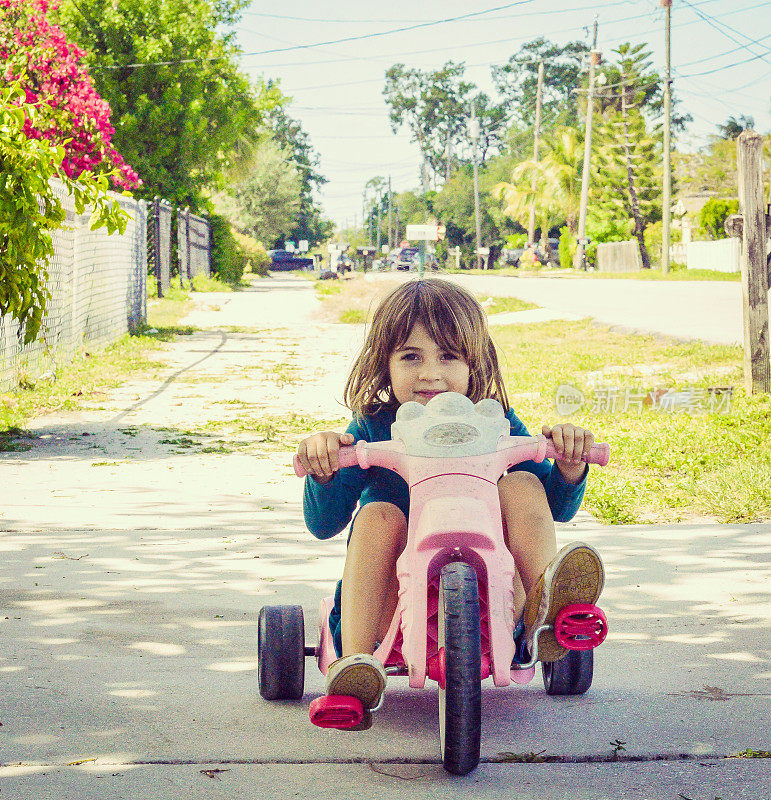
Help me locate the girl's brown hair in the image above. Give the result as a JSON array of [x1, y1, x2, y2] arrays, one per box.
[[344, 278, 509, 415]]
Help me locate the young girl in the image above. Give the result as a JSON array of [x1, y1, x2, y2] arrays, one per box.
[[296, 278, 603, 729]]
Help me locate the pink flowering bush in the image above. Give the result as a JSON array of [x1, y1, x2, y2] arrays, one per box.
[[0, 0, 140, 189]]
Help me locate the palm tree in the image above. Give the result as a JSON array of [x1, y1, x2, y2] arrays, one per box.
[[541, 126, 583, 232], [494, 125, 583, 243]]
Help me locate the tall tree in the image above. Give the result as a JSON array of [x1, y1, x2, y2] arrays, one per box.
[[383, 61, 475, 184], [716, 114, 755, 140], [267, 104, 332, 247], [55, 0, 283, 209], [491, 38, 589, 129], [213, 139, 300, 245], [493, 126, 583, 238], [593, 44, 663, 268]]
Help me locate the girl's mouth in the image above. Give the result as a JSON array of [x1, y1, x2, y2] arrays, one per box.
[[415, 390, 444, 399]]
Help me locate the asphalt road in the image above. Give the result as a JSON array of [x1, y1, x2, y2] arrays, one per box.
[[373, 271, 756, 346]]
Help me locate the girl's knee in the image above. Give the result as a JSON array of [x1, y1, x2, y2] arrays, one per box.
[[498, 472, 550, 514], [351, 502, 407, 546]]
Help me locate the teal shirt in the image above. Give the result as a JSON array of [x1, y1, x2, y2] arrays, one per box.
[[303, 406, 588, 539]]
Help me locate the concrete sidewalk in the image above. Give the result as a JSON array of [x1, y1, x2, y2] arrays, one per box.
[[1, 276, 769, 799]]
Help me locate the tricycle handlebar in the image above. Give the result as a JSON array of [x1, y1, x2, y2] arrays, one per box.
[[542, 439, 609, 467], [293, 436, 610, 478]]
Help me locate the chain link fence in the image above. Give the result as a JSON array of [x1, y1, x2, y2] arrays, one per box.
[[0, 179, 148, 391], [1, 180, 214, 391], [177, 207, 212, 282]]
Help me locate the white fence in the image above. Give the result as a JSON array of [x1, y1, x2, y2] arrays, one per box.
[[685, 238, 741, 273], [596, 240, 642, 272], [0, 179, 147, 391]]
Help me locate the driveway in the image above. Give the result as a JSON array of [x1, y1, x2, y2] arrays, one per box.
[[1, 275, 768, 799]]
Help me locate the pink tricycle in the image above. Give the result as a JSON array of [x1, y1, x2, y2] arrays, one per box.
[[258, 392, 609, 775]]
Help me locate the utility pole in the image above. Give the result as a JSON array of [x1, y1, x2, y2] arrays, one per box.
[[445, 128, 453, 183], [575, 19, 600, 270], [376, 185, 382, 252], [470, 102, 483, 269], [362, 190, 368, 244], [387, 175, 393, 249], [527, 61, 545, 247], [661, 0, 673, 274]]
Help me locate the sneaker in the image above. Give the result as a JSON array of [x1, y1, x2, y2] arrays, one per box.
[[325, 654, 387, 731], [523, 543, 604, 663]]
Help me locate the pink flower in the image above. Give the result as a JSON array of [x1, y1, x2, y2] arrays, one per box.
[[4, 0, 140, 189]]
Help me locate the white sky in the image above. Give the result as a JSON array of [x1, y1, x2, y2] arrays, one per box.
[[229, 0, 771, 227]]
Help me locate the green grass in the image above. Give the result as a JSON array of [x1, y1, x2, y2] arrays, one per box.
[[483, 296, 539, 314], [493, 318, 770, 524], [0, 286, 195, 432], [191, 273, 246, 292], [340, 308, 367, 324], [315, 279, 344, 296], [158, 412, 348, 455]]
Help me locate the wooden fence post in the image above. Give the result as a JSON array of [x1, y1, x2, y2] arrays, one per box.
[[737, 130, 770, 394]]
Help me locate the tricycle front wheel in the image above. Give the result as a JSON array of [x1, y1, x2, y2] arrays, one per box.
[[438, 562, 481, 776], [542, 648, 593, 695], [258, 605, 305, 700]]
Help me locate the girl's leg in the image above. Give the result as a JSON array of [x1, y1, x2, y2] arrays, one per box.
[[497, 471, 557, 619], [498, 471, 604, 662], [341, 502, 407, 656]]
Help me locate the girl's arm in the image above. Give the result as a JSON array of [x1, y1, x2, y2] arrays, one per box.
[[302, 419, 369, 539], [505, 409, 588, 523]]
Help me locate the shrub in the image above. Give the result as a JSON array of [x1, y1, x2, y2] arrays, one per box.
[[0, 0, 139, 189], [209, 214, 244, 284], [558, 226, 576, 269], [0, 82, 127, 343], [505, 233, 527, 248], [644, 220, 682, 267], [518, 249, 541, 271], [232, 230, 270, 276], [209, 216, 271, 284], [698, 197, 739, 240]]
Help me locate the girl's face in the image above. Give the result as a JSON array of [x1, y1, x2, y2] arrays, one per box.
[[388, 322, 471, 406]]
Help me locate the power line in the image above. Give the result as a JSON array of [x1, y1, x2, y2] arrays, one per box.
[[680, 0, 771, 66], [678, 48, 771, 77], [240, 0, 639, 25], [98, 0, 538, 69], [236, 0, 753, 73]]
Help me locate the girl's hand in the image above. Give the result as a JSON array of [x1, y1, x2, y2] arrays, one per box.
[[296, 431, 355, 484], [542, 423, 594, 484]]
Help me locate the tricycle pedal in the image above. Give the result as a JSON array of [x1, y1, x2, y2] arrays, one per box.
[[554, 604, 607, 651], [309, 695, 364, 729]]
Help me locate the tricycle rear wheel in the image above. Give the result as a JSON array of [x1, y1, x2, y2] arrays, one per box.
[[438, 562, 481, 776], [542, 648, 593, 695], [258, 605, 305, 700]]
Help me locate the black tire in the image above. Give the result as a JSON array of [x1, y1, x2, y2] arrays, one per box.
[[542, 648, 593, 696], [258, 605, 305, 701], [438, 562, 481, 776]]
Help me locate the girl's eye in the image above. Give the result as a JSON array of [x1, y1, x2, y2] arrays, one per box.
[[401, 353, 418, 361], [442, 353, 459, 361]]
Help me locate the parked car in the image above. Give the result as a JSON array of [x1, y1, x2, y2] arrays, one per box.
[[389, 247, 418, 270], [267, 249, 315, 271]]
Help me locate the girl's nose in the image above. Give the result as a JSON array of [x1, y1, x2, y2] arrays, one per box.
[[419, 359, 442, 380]]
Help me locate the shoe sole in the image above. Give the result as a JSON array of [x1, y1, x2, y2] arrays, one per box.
[[326, 660, 385, 711], [524, 544, 604, 663]]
